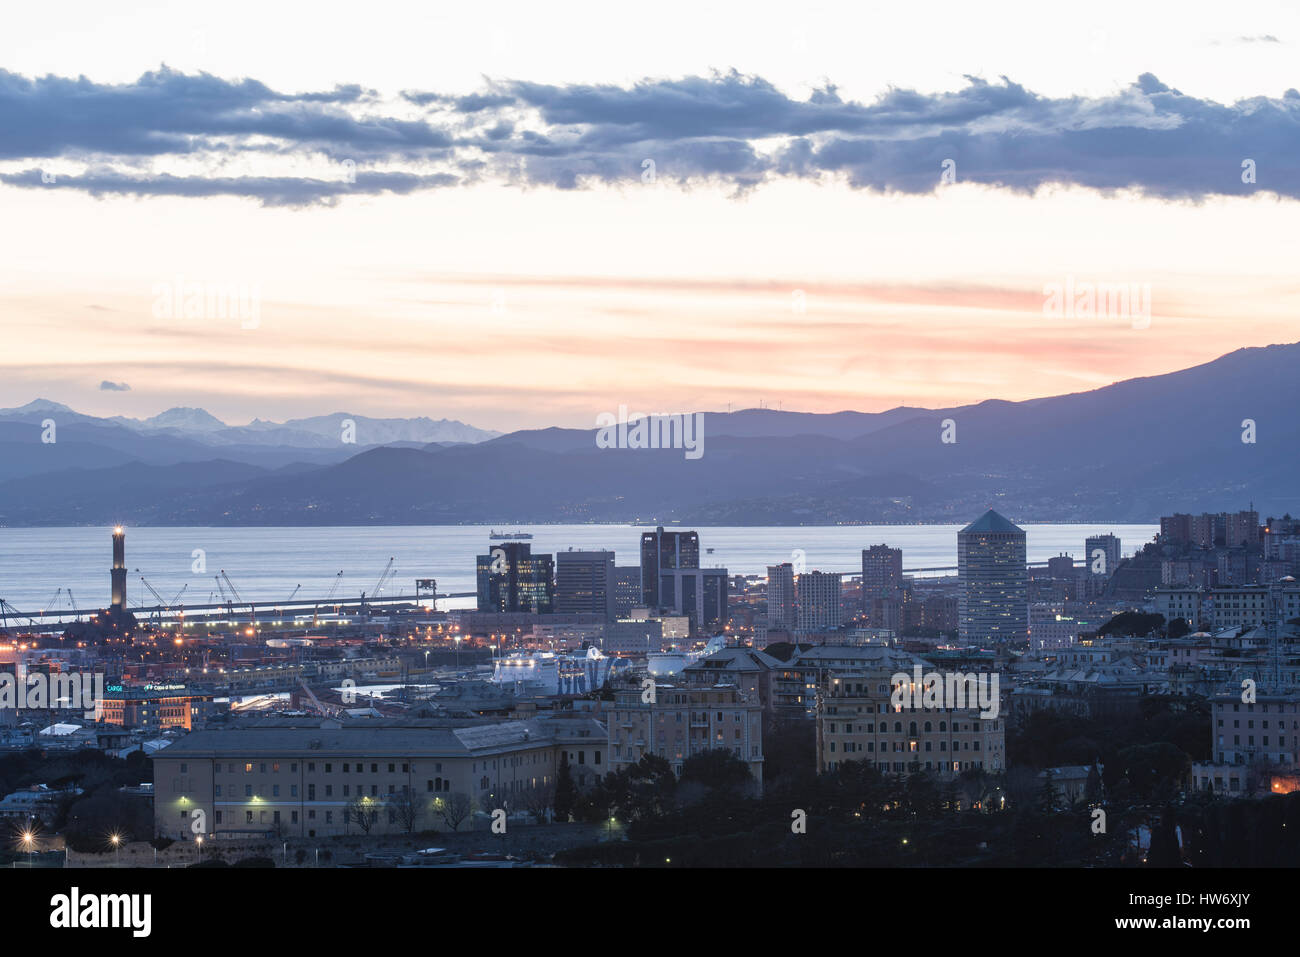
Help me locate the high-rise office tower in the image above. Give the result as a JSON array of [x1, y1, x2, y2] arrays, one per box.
[[651, 567, 729, 633], [796, 571, 842, 632], [639, 526, 700, 608], [613, 566, 642, 618], [476, 542, 554, 613], [1084, 534, 1120, 577], [861, 544, 903, 609], [555, 549, 617, 619], [767, 563, 797, 630], [639, 527, 726, 632], [958, 510, 1028, 642]]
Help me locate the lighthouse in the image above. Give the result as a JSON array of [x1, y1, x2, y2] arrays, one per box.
[[111, 526, 127, 611]]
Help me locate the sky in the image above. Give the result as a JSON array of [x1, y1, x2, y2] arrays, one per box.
[[1, 0, 1298, 432]]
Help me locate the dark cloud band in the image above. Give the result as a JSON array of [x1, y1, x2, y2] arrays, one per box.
[[1, 67, 1296, 206]]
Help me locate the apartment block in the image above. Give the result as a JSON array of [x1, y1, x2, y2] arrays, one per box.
[[817, 670, 1006, 777], [607, 683, 763, 790]]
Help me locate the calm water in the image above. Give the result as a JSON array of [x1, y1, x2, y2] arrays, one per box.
[[0, 523, 1157, 616]]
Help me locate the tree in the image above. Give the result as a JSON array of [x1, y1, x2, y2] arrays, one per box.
[[432, 792, 475, 832], [519, 780, 555, 823], [344, 796, 378, 835], [1115, 743, 1192, 801], [554, 752, 577, 823], [957, 769, 990, 811], [1098, 611, 1165, 638], [605, 754, 678, 822], [62, 786, 153, 853], [1004, 766, 1039, 811], [1146, 810, 1182, 867], [903, 772, 943, 818], [679, 749, 753, 799], [1085, 761, 1104, 805], [1036, 769, 1061, 814], [390, 786, 421, 833]]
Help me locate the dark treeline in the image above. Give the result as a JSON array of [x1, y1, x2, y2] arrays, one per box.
[[555, 749, 1300, 867]]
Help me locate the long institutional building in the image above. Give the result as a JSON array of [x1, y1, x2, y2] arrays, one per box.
[[153, 716, 606, 840]]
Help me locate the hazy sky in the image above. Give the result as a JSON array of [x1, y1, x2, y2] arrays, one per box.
[[1, 0, 1298, 432]]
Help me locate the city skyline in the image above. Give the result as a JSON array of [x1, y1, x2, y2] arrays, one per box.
[[1, 0, 1297, 900]]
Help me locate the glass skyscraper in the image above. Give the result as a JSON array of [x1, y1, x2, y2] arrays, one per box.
[[958, 510, 1028, 642], [476, 542, 555, 613]]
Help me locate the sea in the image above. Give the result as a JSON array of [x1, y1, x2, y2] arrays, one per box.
[[0, 523, 1158, 618]]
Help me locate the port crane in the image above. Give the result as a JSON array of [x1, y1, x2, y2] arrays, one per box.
[[274, 584, 301, 624], [0, 598, 38, 630], [219, 570, 244, 605], [371, 558, 396, 598], [297, 676, 333, 716], [135, 575, 190, 625], [360, 558, 395, 619], [312, 571, 344, 628], [41, 588, 63, 622], [138, 575, 169, 624]]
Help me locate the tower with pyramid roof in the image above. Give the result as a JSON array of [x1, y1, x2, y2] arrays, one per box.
[[958, 509, 1028, 642]]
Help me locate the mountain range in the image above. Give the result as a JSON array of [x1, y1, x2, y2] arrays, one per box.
[[0, 342, 1296, 526]]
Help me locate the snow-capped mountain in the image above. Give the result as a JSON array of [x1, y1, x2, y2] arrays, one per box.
[[122, 407, 230, 432], [0, 400, 500, 448]]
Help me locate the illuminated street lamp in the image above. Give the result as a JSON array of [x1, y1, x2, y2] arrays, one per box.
[[110, 833, 121, 866], [20, 829, 36, 867]]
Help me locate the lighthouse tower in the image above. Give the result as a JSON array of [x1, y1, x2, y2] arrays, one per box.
[[110, 526, 127, 611]]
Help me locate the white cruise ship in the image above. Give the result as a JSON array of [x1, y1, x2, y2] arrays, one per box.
[[647, 635, 726, 676], [490, 647, 629, 695]]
